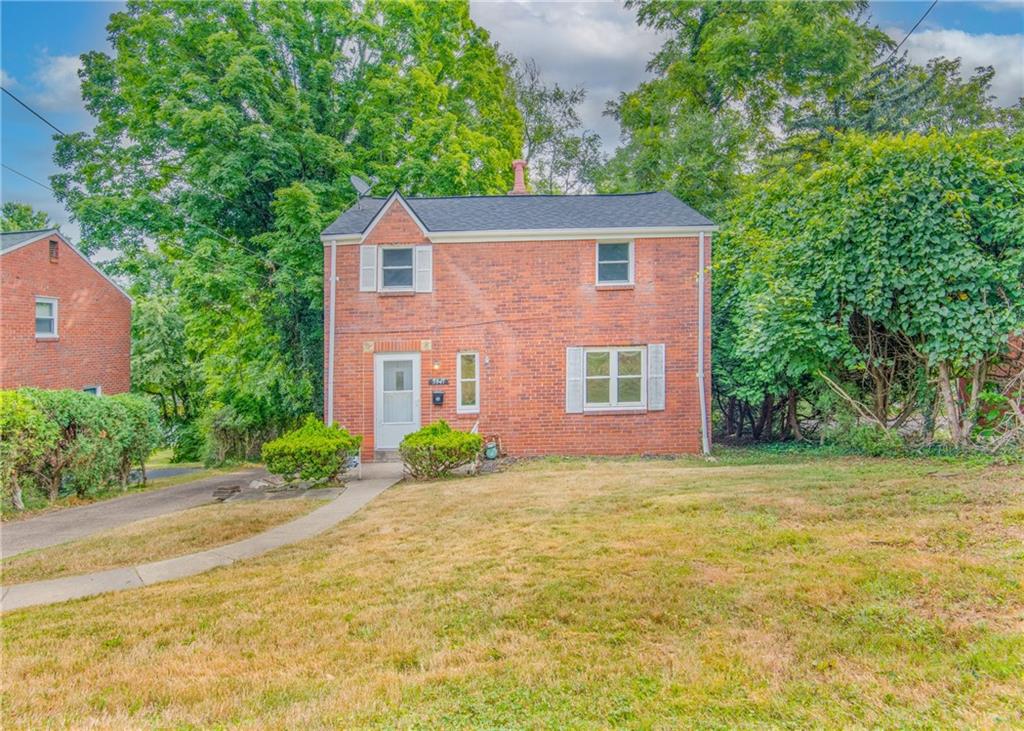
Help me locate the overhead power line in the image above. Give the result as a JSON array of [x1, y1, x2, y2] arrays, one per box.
[[1, 86, 67, 136], [888, 0, 939, 60], [1, 162, 55, 192]]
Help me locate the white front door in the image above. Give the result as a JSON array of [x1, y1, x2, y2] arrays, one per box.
[[374, 353, 421, 450]]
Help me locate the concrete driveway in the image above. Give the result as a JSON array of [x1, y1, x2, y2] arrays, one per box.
[[1, 468, 267, 558]]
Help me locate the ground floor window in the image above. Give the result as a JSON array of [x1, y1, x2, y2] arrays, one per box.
[[83, 386, 101, 395], [584, 347, 645, 409], [457, 351, 479, 413]]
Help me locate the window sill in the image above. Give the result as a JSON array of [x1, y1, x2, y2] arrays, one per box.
[[595, 283, 635, 291], [378, 290, 416, 297], [35, 335, 59, 341], [583, 406, 647, 415], [456, 408, 480, 416]]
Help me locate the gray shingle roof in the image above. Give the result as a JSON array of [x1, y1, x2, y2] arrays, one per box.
[[322, 191, 714, 237], [0, 228, 60, 253]]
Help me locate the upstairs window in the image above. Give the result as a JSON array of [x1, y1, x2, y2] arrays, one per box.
[[35, 297, 58, 338], [596, 242, 633, 285], [457, 352, 479, 413], [380, 247, 414, 290]]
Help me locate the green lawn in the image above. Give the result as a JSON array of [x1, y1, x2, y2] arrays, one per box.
[[2, 455, 1022, 727]]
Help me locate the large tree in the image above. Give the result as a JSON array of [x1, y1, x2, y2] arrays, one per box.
[[0, 202, 51, 232], [600, 0, 887, 217], [54, 0, 523, 444]]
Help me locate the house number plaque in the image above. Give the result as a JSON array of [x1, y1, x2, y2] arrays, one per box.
[[428, 378, 449, 385]]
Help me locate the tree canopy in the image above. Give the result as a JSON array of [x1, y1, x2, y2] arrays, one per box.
[[1, 202, 52, 232]]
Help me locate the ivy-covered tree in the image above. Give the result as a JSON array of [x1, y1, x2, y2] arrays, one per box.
[[720, 131, 1024, 447], [0, 202, 51, 232], [53, 0, 524, 449]]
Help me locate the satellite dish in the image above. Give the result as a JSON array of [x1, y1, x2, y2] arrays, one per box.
[[350, 174, 372, 197]]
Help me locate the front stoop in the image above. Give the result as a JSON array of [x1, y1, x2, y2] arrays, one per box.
[[373, 449, 402, 463]]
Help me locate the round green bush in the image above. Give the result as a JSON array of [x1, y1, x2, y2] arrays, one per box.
[[398, 420, 483, 480], [261, 415, 362, 485]]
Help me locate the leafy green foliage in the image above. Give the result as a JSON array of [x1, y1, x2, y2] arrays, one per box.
[[399, 420, 483, 480], [601, 0, 886, 217], [0, 202, 51, 232], [4, 389, 161, 509], [829, 423, 906, 457], [0, 391, 58, 511], [718, 131, 1024, 446], [55, 0, 525, 447], [131, 296, 203, 423], [170, 422, 206, 464], [108, 394, 162, 486], [261, 415, 361, 485]]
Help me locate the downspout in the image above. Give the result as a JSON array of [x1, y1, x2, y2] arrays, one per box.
[[697, 231, 711, 456], [326, 242, 337, 426]]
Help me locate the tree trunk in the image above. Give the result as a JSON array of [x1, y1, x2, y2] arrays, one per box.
[[937, 361, 964, 446], [787, 389, 803, 441], [10, 475, 24, 511]]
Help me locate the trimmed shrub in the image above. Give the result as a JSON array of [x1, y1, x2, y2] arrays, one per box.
[[399, 420, 483, 480], [0, 391, 58, 511], [261, 415, 362, 485], [109, 394, 161, 486]]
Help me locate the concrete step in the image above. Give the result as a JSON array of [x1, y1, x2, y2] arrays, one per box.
[[373, 450, 402, 463]]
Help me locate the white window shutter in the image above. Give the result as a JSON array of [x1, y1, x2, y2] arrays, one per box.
[[414, 245, 433, 292], [647, 343, 665, 411], [359, 245, 377, 291], [566, 347, 584, 413]]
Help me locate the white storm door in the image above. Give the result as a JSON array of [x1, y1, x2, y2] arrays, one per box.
[[374, 353, 421, 449]]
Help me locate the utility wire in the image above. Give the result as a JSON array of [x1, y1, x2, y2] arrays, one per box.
[[1, 86, 67, 136], [1, 163, 55, 192], [887, 0, 939, 60]]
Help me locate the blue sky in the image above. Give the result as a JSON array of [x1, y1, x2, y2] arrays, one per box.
[[2, 0, 1022, 239]]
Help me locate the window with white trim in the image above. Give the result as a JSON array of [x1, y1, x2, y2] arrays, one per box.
[[584, 347, 645, 409], [35, 297, 57, 338], [596, 241, 633, 285], [457, 351, 479, 413], [380, 246, 414, 290], [83, 386, 101, 395]]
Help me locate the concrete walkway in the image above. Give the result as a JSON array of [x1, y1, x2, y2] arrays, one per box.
[[1, 464, 402, 612], [1, 468, 268, 557]]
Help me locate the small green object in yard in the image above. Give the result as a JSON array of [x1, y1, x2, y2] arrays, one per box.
[[484, 441, 499, 460]]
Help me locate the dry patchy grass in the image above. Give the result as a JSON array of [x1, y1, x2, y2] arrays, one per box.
[[1, 498, 325, 584], [2, 457, 1023, 728]]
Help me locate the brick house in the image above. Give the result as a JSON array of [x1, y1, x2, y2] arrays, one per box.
[[1, 228, 132, 394], [321, 164, 716, 461]]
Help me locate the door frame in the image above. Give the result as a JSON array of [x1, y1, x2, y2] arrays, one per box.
[[373, 352, 421, 450]]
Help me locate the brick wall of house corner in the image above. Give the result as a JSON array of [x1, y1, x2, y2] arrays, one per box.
[[0, 237, 131, 393], [326, 201, 713, 459]]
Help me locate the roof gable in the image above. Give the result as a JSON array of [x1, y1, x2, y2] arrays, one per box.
[[0, 230, 133, 303]]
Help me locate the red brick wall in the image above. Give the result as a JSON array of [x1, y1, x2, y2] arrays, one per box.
[[1, 235, 131, 393], [325, 201, 712, 460]]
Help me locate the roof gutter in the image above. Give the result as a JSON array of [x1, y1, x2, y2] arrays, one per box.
[[320, 225, 720, 246]]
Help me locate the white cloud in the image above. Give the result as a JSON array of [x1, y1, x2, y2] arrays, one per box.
[[29, 54, 86, 113], [898, 29, 1024, 106], [0, 68, 17, 88], [471, 0, 667, 151]]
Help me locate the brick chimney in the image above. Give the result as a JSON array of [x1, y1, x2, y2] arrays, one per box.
[[509, 159, 528, 195]]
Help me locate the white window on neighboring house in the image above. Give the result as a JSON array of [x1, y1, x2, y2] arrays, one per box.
[[83, 386, 101, 396], [596, 241, 634, 285], [380, 246, 415, 291], [457, 351, 479, 413], [35, 297, 58, 338], [584, 347, 645, 409]]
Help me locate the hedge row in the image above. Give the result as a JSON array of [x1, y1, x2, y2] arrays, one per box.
[[0, 389, 161, 511]]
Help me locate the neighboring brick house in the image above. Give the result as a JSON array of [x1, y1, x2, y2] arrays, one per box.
[[321, 164, 716, 461], [1, 228, 131, 394]]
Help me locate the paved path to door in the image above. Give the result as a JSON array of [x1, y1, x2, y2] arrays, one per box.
[[1, 464, 402, 612], [1, 468, 268, 558]]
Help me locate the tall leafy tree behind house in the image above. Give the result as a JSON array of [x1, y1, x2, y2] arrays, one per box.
[[53, 0, 524, 455], [599, 0, 887, 218], [0, 202, 51, 232], [509, 58, 603, 193]]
